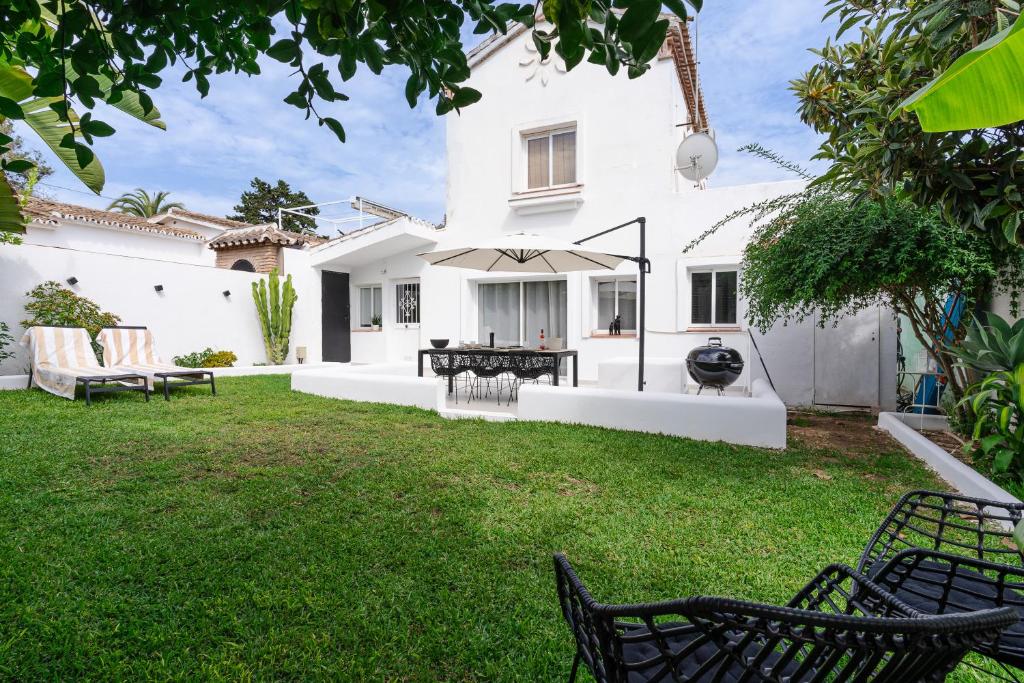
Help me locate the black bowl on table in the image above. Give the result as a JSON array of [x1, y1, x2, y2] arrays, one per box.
[[430, 339, 450, 349]]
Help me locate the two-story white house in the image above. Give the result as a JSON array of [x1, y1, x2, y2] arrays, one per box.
[[305, 18, 897, 409], [0, 17, 897, 409]]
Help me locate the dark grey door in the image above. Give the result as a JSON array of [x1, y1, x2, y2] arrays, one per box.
[[321, 270, 351, 362]]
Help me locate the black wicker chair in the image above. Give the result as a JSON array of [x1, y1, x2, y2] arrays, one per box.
[[429, 352, 468, 403], [555, 553, 1017, 683], [467, 352, 510, 405], [508, 353, 557, 404], [858, 490, 1024, 575], [857, 490, 1024, 680], [869, 548, 1024, 677]]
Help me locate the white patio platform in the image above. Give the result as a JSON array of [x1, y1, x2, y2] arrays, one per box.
[[291, 363, 787, 448]]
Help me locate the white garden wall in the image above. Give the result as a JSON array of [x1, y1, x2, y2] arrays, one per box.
[[0, 242, 314, 374], [517, 378, 787, 448], [21, 220, 213, 264]]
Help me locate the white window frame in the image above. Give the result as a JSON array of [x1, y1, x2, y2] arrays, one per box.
[[523, 126, 577, 191], [689, 268, 739, 328], [475, 278, 567, 346], [594, 276, 638, 334], [355, 284, 383, 328], [393, 279, 421, 328], [510, 117, 584, 196]]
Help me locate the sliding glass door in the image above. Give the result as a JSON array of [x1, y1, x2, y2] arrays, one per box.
[[477, 282, 520, 346], [478, 280, 567, 347]]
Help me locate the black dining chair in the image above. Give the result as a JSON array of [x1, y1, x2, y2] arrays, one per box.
[[508, 353, 557, 404], [467, 353, 510, 406], [429, 352, 468, 403], [554, 553, 1017, 683]]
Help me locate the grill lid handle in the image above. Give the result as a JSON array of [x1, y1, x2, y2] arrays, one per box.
[[707, 336, 723, 347]]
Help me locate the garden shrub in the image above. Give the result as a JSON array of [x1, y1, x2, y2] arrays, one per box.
[[21, 281, 120, 361], [962, 364, 1024, 494], [201, 350, 237, 368], [173, 348, 236, 368]]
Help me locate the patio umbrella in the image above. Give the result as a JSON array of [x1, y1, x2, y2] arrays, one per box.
[[418, 220, 651, 391], [418, 232, 628, 273]]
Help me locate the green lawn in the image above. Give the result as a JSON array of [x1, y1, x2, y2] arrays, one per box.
[[0, 376, 952, 679]]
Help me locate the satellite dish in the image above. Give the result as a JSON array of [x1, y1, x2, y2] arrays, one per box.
[[675, 132, 719, 183]]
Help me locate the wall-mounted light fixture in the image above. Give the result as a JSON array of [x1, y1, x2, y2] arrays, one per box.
[[66, 276, 78, 286], [222, 290, 231, 298], [154, 284, 164, 293]]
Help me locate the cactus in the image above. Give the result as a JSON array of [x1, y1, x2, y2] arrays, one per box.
[[252, 268, 297, 365]]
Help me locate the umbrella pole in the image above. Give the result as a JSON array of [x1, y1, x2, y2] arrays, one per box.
[[575, 216, 650, 392], [638, 218, 646, 392]]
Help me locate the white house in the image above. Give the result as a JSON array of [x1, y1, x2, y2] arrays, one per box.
[[301, 18, 897, 409], [0, 17, 897, 410]]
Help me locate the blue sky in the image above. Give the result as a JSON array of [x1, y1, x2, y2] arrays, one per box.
[[30, 0, 837, 228]]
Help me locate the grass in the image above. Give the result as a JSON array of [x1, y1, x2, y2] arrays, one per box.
[[0, 375, 959, 679]]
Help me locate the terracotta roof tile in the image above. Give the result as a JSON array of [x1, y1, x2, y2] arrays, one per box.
[[154, 207, 252, 229], [24, 197, 204, 240], [666, 20, 709, 133], [207, 223, 328, 249]]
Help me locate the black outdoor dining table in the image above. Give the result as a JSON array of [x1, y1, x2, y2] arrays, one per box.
[[418, 347, 579, 393]]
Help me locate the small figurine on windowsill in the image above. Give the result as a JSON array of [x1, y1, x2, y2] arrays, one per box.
[[608, 314, 622, 336]]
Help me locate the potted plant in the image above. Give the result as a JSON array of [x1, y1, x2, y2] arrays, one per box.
[[371, 314, 382, 331]]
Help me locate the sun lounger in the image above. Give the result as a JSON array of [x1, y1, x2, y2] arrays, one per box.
[[96, 326, 215, 401], [20, 326, 149, 405]]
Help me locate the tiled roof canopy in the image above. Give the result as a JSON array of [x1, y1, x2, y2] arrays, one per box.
[[207, 223, 327, 250], [23, 197, 204, 240], [665, 20, 708, 133], [153, 207, 251, 229]]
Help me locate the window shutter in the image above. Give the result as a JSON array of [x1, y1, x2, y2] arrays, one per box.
[[552, 131, 576, 185], [691, 273, 712, 324], [715, 271, 737, 324], [527, 137, 550, 189]]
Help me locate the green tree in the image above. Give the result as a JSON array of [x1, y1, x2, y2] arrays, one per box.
[[0, 0, 702, 232], [792, 0, 1024, 247], [687, 145, 1024, 403], [229, 178, 320, 234], [742, 193, 1024, 402], [0, 120, 52, 193], [106, 188, 184, 217]]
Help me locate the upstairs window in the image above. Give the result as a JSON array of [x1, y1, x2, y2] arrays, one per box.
[[691, 270, 738, 326], [526, 128, 576, 189]]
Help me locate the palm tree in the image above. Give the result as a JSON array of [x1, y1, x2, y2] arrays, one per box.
[[107, 189, 185, 217]]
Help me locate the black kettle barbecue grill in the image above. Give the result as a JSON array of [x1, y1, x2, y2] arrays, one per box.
[[686, 337, 744, 395]]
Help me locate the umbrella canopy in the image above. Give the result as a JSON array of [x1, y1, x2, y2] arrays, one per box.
[[418, 233, 628, 273]]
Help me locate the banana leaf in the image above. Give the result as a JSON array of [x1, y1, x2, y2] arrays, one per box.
[[0, 175, 26, 233], [0, 63, 104, 192], [899, 12, 1024, 132]]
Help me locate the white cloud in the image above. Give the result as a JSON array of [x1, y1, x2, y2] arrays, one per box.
[[697, 0, 837, 186]]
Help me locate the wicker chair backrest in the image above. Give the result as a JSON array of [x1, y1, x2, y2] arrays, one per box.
[[554, 554, 1016, 683]]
